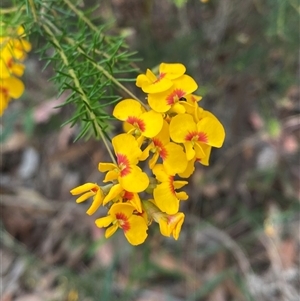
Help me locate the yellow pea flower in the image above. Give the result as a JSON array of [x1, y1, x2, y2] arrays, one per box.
[[0, 25, 31, 115], [147, 75, 198, 113], [140, 120, 187, 175], [169, 113, 225, 161], [152, 164, 188, 215], [0, 25, 31, 78], [113, 99, 163, 145], [180, 94, 203, 120], [178, 144, 212, 178], [156, 212, 185, 240], [142, 200, 185, 240], [102, 183, 142, 213], [70, 183, 104, 215], [95, 203, 148, 245], [0, 25, 32, 62], [0, 76, 24, 116], [0, 48, 25, 78], [136, 62, 186, 94], [98, 133, 149, 193]]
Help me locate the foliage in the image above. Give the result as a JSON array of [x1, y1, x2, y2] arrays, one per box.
[[2, 0, 140, 142]]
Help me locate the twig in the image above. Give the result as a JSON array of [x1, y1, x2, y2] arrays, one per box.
[[41, 21, 117, 164], [0, 5, 25, 14]]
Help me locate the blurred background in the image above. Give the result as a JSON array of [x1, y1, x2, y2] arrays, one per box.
[[1, 0, 299, 300]]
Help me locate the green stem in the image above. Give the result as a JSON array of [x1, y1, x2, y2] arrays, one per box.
[[65, 33, 144, 104], [63, 0, 99, 33], [40, 21, 117, 165], [42, 17, 145, 106], [63, 0, 142, 72], [0, 5, 25, 14], [27, 1, 147, 163], [28, 0, 38, 22]]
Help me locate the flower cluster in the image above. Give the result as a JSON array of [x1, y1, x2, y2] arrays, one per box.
[[0, 26, 31, 116], [70, 63, 225, 245]]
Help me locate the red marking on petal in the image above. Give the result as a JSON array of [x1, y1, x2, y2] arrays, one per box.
[[166, 89, 186, 105], [127, 116, 146, 132], [185, 131, 198, 141], [0, 87, 9, 97], [153, 138, 168, 160], [7, 57, 13, 68], [159, 72, 166, 79], [166, 214, 179, 225], [116, 212, 130, 232], [198, 132, 208, 143], [91, 186, 98, 193], [168, 176, 175, 195], [117, 153, 131, 177], [154, 72, 166, 83], [123, 191, 134, 201], [160, 148, 168, 160], [185, 131, 208, 143]]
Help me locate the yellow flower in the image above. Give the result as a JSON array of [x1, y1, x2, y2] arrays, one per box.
[[169, 113, 225, 161], [136, 62, 186, 94], [178, 144, 212, 178], [140, 120, 187, 175], [72, 61, 227, 245], [70, 183, 104, 215], [0, 25, 32, 61], [0, 76, 24, 116], [0, 25, 31, 115], [95, 203, 148, 245], [102, 183, 142, 213], [147, 75, 198, 113], [142, 200, 185, 240], [152, 164, 188, 214], [0, 25, 31, 79], [156, 212, 185, 240], [180, 94, 203, 119], [113, 99, 163, 145], [99, 134, 149, 192], [0, 48, 25, 79]]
